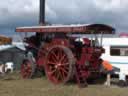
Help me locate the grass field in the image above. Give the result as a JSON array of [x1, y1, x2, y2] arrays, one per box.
[[0, 72, 128, 96]]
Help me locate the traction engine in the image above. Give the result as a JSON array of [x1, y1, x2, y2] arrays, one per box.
[[16, 24, 115, 87]]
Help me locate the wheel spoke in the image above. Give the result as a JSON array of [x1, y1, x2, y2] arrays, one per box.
[[59, 69, 66, 80], [56, 69, 60, 80], [50, 51, 58, 61], [47, 61, 57, 65], [50, 54, 58, 62], [23, 71, 30, 78], [63, 66, 69, 72], [62, 57, 68, 64], [27, 69, 32, 73], [21, 60, 33, 79], [53, 70, 60, 83], [58, 49, 63, 59], [48, 69, 56, 75], [58, 70, 64, 80], [60, 54, 66, 63], [45, 46, 74, 84], [61, 63, 69, 66], [59, 67, 68, 75]]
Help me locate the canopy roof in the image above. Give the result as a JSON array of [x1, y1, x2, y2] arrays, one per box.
[[16, 24, 115, 34]]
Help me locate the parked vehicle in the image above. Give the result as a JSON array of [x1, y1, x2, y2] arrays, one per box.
[[15, 0, 115, 87], [16, 24, 114, 87], [101, 38, 128, 80]]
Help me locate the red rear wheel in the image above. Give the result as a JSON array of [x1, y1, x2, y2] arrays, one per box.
[[45, 45, 75, 84], [21, 52, 36, 79]]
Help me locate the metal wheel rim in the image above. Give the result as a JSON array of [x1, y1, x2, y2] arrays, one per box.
[[21, 59, 33, 78], [45, 46, 75, 84]]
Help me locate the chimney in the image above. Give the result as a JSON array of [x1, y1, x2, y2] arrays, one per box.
[[39, 0, 45, 25]]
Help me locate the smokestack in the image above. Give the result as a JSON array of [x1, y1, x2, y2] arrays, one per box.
[[39, 0, 45, 25]]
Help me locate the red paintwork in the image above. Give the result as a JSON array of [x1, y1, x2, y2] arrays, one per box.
[[16, 26, 85, 33], [21, 59, 33, 79], [45, 46, 71, 84], [16, 24, 115, 87], [16, 24, 115, 34], [34, 37, 104, 83], [36, 38, 71, 67]]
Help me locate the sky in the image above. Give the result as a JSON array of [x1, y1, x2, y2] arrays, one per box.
[[0, 0, 128, 37]]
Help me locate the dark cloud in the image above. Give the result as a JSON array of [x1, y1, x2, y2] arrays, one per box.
[[0, 0, 128, 37]]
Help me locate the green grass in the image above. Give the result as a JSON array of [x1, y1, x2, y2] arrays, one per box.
[[0, 72, 128, 96]]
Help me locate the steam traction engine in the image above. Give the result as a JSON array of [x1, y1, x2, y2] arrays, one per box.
[[16, 24, 115, 87]]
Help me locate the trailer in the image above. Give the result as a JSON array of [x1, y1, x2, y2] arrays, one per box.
[[101, 38, 128, 79]]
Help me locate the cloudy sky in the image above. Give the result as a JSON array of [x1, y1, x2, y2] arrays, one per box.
[[0, 0, 128, 36]]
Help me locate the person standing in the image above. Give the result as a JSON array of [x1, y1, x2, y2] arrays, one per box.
[[102, 60, 113, 86]]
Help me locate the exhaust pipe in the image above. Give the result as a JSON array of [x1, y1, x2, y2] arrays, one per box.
[[39, 0, 45, 25], [35, 0, 46, 46]]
